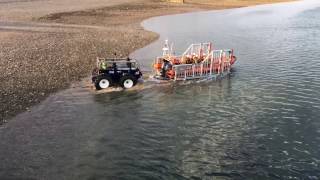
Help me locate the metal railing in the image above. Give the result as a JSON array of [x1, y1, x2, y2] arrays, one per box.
[[173, 49, 233, 81], [96, 58, 140, 70], [182, 43, 212, 58]]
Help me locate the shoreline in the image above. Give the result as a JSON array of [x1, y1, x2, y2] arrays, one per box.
[[0, 0, 294, 124]]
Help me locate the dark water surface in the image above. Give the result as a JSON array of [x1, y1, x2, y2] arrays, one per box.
[[1, 1, 320, 179]]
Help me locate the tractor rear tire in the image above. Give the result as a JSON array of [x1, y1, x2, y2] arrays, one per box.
[[95, 75, 113, 90]]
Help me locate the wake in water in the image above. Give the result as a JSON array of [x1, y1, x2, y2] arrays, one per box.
[[84, 71, 234, 94]]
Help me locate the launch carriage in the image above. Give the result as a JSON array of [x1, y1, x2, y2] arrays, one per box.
[[152, 40, 237, 81]]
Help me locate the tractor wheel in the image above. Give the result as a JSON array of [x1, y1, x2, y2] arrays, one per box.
[[120, 75, 137, 89], [95, 75, 113, 90]]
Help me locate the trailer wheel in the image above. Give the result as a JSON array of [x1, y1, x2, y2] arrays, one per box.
[[95, 75, 112, 90], [120, 75, 137, 89]]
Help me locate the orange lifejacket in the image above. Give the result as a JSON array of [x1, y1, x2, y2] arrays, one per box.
[[167, 69, 175, 79]]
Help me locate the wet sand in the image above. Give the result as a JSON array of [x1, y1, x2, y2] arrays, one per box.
[[0, 0, 292, 123]]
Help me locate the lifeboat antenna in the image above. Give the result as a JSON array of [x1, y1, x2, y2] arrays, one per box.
[[162, 39, 170, 56]]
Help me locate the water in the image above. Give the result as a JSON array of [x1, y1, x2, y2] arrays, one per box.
[[1, 1, 320, 179]]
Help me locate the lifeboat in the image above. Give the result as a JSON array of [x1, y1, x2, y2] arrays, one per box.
[[152, 40, 237, 81]]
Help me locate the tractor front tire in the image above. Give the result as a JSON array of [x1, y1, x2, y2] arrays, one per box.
[[120, 75, 137, 89]]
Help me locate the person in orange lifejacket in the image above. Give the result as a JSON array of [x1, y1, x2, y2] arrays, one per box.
[[161, 59, 172, 78]]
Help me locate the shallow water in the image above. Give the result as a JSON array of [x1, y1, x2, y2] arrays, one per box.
[[1, 1, 320, 179]]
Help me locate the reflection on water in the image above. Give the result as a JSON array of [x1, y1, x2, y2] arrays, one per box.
[[1, 1, 320, 179]]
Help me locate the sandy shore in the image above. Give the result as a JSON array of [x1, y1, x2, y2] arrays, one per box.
[[0, 0, 292, 124]]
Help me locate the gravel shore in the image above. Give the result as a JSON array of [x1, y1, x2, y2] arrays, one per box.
[[0, 0, 291, 124], [0, 1, 202, 124]]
